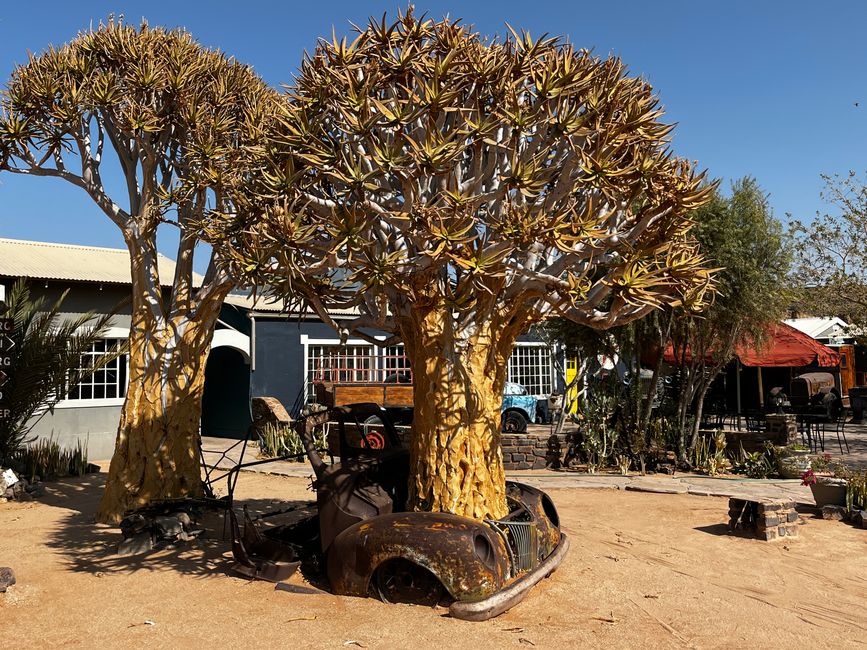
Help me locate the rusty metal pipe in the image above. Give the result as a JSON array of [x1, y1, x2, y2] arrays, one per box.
[[297, 410, 331, 479]]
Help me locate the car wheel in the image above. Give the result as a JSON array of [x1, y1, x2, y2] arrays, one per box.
[[502, 410, 528, 433], [373, 559, 446, 607]]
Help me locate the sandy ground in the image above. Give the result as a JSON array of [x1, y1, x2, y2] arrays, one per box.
[[1, 470, 865, 649]]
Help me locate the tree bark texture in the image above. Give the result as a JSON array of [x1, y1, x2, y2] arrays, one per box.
[[97, 236, 230, 523], [399, 308, 521, 521]]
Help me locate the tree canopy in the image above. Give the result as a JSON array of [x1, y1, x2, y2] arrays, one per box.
[[791, 172, 867, 333], [545, 177, 791, 458], [236, 10, 716, 339], [229, 10, 718, 519], [0, 17, 278, 299], [670, 177, 791, 453], [685, 178, 790, 350]]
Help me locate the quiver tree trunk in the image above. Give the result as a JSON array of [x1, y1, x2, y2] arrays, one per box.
[[97, 237, 231, 524], [400, 309, 517, 521]]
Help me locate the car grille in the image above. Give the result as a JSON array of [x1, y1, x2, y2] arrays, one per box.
[[486, 520, 539, 575]]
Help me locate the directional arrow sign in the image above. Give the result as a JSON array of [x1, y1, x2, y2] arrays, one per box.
[[0, 322, 13, 405]]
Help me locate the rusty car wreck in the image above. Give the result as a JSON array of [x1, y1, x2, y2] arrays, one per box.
[[229, 403, 569, 621]]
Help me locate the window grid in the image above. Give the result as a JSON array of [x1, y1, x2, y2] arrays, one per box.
[[305, 342, 552, 399], [306, 344, 415, 398], [67, 338, 128, 401], [382, 344, 412, 381], [307, 345, 374, 384], [507, 345, 552, 397]]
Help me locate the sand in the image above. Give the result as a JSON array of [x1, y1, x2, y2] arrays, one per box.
[[1, 470, 865, 649]]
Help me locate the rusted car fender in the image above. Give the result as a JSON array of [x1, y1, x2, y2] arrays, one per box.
[[327, 511, 511, 601]]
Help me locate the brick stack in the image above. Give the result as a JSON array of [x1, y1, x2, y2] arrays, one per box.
[[728, 498, 800, 541], [764, 414, 799, 446]]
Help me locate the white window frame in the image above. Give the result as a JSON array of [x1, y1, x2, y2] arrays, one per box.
[[301, 335, 381, 403], [506, 342, 554, 398], [301, 335, 554, 400], [54, 327, 130, 409]]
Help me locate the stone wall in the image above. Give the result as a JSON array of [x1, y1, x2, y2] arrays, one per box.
[[501, 432, 564, 470], [721, 414, 799, 452], [393, 428, 564, 470]]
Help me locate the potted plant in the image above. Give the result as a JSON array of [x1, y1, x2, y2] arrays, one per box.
[[778, 444, 811, 479], [801, 466, 847, 508]]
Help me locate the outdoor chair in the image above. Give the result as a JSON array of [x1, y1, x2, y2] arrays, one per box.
[[745, 414, 765, 433], [822, 412, 850, 455], [796, 413, 824, 453]]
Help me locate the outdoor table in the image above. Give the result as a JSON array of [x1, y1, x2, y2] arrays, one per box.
[[796, 413, 828, 452]]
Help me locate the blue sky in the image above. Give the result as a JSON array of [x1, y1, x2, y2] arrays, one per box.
[[1, 1, 865, 267]]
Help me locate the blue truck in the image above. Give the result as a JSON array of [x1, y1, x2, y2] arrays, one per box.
[[500, 381, 537, 432]]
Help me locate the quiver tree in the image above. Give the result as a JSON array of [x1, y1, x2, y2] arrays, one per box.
[[0, 19, 280, 522], [236, 11, 716, 520]]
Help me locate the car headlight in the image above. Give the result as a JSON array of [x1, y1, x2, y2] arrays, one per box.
[[541, 494, 560, 528], [473, 533, 497, 571]]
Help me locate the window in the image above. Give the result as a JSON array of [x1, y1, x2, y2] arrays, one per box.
[[507, 344, 553, 397], [303, 339, 553, 399], [307, 344, 374, 384], [304, 342, 414, 403], [382, 344, 412, 382], [66, 338, 128, 402]]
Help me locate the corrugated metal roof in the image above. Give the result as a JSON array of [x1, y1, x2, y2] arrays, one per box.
[[784, 317, 850, 340], [0, 238, 203, 287], [224, 290, 360, 318]]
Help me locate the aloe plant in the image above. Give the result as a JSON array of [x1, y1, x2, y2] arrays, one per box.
[[0, 19, 280, 522]]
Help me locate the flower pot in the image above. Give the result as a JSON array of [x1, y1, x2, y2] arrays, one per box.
[[778, 453, 811, 479], [810, 478, 847, 507]]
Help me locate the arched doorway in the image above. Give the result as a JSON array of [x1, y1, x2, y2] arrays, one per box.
[[201, 330, 252, 439]]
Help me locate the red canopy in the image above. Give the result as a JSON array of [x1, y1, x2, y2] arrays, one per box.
[[663, 321, 840, 368], [737, 322, 839, 367]]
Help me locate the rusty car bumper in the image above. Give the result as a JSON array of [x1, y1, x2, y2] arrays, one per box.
[[448, 532, 569, 622]]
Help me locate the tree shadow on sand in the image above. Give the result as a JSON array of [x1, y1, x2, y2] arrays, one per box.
[[42, 472, 315, 580]]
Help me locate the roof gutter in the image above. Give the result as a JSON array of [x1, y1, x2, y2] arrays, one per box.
[[247, 311, 256, 372]]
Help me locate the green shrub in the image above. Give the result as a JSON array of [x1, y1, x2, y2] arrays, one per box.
[[257, 422, 328, 460], [847, 470, 867, 512], [9, 436, 89, 481], [0, 280, 119, 464]]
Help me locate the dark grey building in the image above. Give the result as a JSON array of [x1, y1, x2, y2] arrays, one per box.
[[0, 237, 216, 459], [1, 238, 562, 457], [203, 292, 562, 439]]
